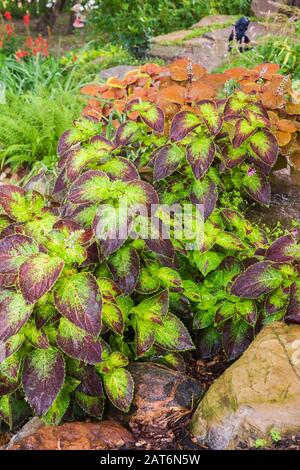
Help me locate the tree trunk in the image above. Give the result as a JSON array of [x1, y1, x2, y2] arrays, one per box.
[[35, 0, 67, 34]]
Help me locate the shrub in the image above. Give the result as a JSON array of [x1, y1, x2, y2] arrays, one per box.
[[1, 59, 300, 427], [88, 0, 251, 55]]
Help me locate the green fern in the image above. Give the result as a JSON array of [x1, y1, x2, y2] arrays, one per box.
[[0, 89, 84, 170]]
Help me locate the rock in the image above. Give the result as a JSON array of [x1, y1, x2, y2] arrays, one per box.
[[6, 417, 44, 449], [191, 14, 236, 29], [152, 30, 192, 45], [148, 43, 191, 61], [191, 322, 300, 449], [248, 168, 300, 228], [110, 363, 203, 436], [7, 420, 135, 450], [99, 65, 139, 81], [251, 0, 288, 17]]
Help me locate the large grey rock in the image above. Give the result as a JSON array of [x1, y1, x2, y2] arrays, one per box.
[[99, 65, 139, 81], [251, 0, 288, 17], [191, 14, 236, 29], [191, 322, 300, 449]]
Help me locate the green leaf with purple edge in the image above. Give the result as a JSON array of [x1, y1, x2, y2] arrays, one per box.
[[24, 321, 49, 349], [0, 352, 22, 395], [231, 261, 283, 299], [131, 289, 169, 319], [56, 317, 102, 364], [235, 300, 257, 325], [114, 121, 139, 147], [190, 178, 218, 220], [170, 111, 201, 142], [68, 170, 111, 205], [99, 157, 139, 181], [107, 246, 140, 295], [22, 347, 65, 416], [102, 299, 125, 335], [57, 129, 80, 158], [197, 100, 223, 135], [139, 104, 164, 134], [154, 313, 194, 351], [285, 280, 300, 324], [220, 143, 247, 170], [224, 91, 249, 119], [0, 288, 33, 343], [249, 129, 278, 167], [222, 317, 254, 360], [144, 216, 175, 259], [158, 351, 186, 372], [135, 265, 161, 294], [186, 136, 216, 179], [0, 332, 25, 362], [232, 118, 257, 147], [0, 184, 25, 217], [266, 235, 300, 262], [124, 180, 159, 208], [243, 168, 271, 206], [265, 287, 289, 316], [215, 232, 246, 251], [194, 326, 222, 359], [103, 367, 134, 412], [0, 235, 39, 287], [54, 272, 102, 336], [153, 144, 184, 181], [43, 377, 80, 426], [93, 205, 131, 258], [193, 250, 223, 277], [133, 316, 155, 358], [75, 390, 104, 419], [19, 253, 64, 304]]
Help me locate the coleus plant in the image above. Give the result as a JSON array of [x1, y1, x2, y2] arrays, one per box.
[[0, 60, 299, 430]]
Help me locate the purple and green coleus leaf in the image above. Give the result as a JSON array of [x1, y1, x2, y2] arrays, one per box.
[[114, 121, 139, 147], [22, 347, 65, 416], [243, 167, 271, 206], [193, 250, 223, 277], [102, 299, 125, 335], [0, 352, 22, 395], [215, 231, 246, 251], [231, 261, 283, 299], [107, 246, 140, 294], [93, 205, 132, 257], [75, 389, 104, 419], [23, 320, 49, 349], [135, 265, 161, 294], [99, 157, 139, 182], [222, 317, 254, 360], [68, 170, 111, 205], [102, 367, 134, 412], [19, 253, 64, 304], [285, 280, 300, 324], [0, 331, 25, 362], [132, 316, 155, 358], [266, 235, 300, 262], [190, 178, 218, 220], [43, 376, 80, 425], [186, 136, 216, 179], [54, 273, 102, 336], [156, 267, 183, 291], [195, 326, 222, 359], [154, 313, 194, 351], [0, 235, 40, 287], [56, 317, 102, 364], [197, 100, 223, 136], [131, 289, 169, 320], [265, 286, 289, 316], [131, 101, 165, 134], [0, 288, 33, 343], [220, 143, 247, 169], [132, 101, 164, 134], [224, 91, 253, 119], [232, 118, 257, 147], [153, 144, 184, 181], [170, 111, 201, 142], [249, 129, 278, 167]]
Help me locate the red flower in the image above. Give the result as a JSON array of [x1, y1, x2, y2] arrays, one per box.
[[23, 12, 30, 28], [5, 24, 13, 36], [15, 49, 29, 61], [0, 41, 3, 49], [4, 11, 12, 21]]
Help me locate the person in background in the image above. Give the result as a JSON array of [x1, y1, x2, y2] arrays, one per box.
[[229, 17, 250, 52]]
